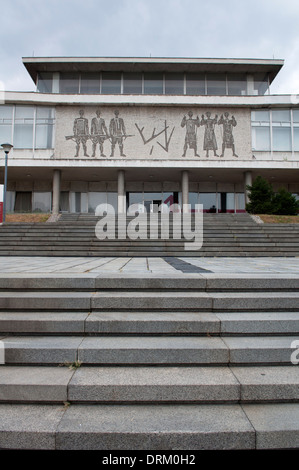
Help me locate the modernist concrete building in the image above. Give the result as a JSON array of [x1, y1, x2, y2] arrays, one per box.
[[1, 56, 299, 215]]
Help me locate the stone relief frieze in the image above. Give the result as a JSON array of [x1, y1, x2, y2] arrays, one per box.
[[58, 107, 250, 160]]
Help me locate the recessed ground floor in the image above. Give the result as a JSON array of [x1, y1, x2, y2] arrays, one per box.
[[3, 165, 299, 214]]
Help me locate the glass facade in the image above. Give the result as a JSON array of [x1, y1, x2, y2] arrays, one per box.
[[0, 105, 55, 149], [252, 109, 299, 152], [35, 72, 270, 96]]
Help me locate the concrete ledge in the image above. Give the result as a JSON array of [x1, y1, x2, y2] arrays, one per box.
[[0, 404, 64, 450], [232, 366, 299, 402], [78, 336, 228, 365], [92, 292, 213, 311], [0, 292, 92, 311], [242, 404, 299, 449], [56, 404, 255, 450], [224, 337, 298, 365], [68, 366, 239, 403], [217, 312, 299, 334], [85, 311, 220, 334], [0, 366, 74, 402], [2, 336, 83, 364], [0, 312, 88, 333]]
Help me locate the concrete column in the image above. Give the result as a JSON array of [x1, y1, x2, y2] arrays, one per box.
[[117, 170, 126, 214], [244, 171, 253, 205], [52, 169, 61, 215], [181, 170, 189, 213]]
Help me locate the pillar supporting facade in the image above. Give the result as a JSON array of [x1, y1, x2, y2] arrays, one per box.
[[117, 169, 126, 214], [52, 169, 61, 215], [244, 171, 253, 206], [181, 170, 189, 213]]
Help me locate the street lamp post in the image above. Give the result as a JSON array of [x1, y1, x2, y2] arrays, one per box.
[[1, 143, 13, 223]]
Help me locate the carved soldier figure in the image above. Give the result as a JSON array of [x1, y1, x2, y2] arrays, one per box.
[[181, 111, 200, 157], [201, 112, 219, 157], [91, 109, 109, 158], [73, 109, 89, 157], [109, 110, 126, 157], [218, 112, 238, 158]]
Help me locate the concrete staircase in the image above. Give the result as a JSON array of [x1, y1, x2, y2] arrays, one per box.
[[0, 212, 299, 257], [0, 274, 298, 449]]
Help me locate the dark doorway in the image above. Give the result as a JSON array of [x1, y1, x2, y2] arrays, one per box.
[[14, 192, 32, 212], [220, 193, 227, 213]]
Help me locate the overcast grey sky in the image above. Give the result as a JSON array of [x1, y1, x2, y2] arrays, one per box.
[[1, 0, 299, 94]]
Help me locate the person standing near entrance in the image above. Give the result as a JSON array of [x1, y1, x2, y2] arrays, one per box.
[[109, 110, 127, 157]]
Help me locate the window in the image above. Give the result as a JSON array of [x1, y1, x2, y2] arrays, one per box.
[[0, 105, 55, 150], [293, 110, 299, 151], [253, 73, 269, 95], [37, 73, 53, 93], [165, 73, 184, 95], [60, 73, 79, 94], [207, 74, 226, 95], [186, 73, 205, 95], [227, 74, 247, 96], [144, 72, 163, 94], [123, 73, 142, 94], [251, 109, 299, 152], [102, 72, 122, 94], [251, 110, 271, 151], [14, 106, 34, 149], [80, 73, 101, 94], [32, 192, 52, 212], [272, 110, 291, 151], [0, 105, 13, 143], [35, 107, 55, 149]]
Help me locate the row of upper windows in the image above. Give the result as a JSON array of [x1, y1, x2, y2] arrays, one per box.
[[251, 109, 299, 152], [0, 105, 55, 149], [37, 72, 269, 96]]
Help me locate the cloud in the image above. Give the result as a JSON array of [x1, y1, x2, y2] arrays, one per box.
[[1, 0, 299, 93]]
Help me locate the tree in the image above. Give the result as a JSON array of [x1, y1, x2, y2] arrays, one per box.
[[272, 188, 299, 215], [246, 176, 275, 214]]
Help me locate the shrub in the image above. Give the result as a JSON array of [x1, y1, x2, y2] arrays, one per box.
[[246, 176, 299, 215], [272, 188, 299, 215], [246, 176, 275, 214]]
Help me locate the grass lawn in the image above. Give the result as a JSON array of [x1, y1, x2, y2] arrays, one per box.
[[5, 213, 51, 223], [257, 214, 299, 224]]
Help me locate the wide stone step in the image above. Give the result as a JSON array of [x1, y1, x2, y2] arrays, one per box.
[[0, 311, 298, 336], [1, 291, 299, 312], [0, 365, 298, 405], [1, 250, 298, 257], [0, 402, 297, 450], [1, 335, 297, 365], [0, 275, 297, 292]]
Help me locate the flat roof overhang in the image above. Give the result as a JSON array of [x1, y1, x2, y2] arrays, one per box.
[[1, 162, 298, 185], [22, 57, 284, 85]]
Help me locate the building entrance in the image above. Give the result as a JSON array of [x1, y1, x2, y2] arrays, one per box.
[[127, 192, 179, 213]]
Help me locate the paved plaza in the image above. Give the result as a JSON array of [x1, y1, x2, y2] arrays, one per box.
[[0, 256, 298, 276]]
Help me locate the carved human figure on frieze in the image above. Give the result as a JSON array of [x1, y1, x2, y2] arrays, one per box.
[[201, 112, 219, 157], [109, 110, 127, 157], [181, 111, 200, 157], [218, 112, 238, 158], [72, 109, 89, 157], [91, 109, 109, 158]]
